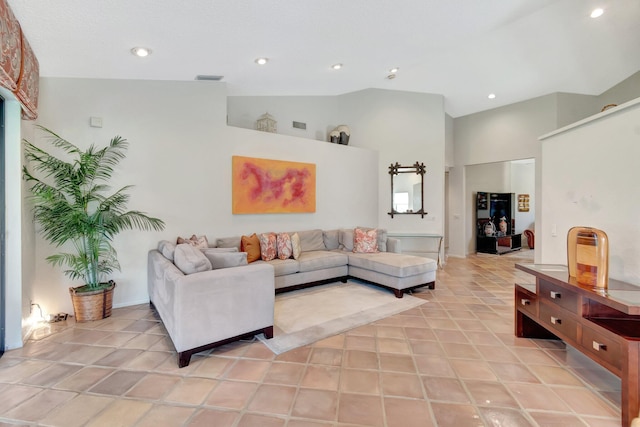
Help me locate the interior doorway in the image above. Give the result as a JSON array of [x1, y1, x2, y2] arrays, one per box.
[[464, 159, 535, 255]]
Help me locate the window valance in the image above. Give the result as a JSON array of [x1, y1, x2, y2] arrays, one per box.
[[0, 0, 39, 120]]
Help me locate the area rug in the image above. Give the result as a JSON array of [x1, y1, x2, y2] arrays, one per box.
[[258, 280, 427, 354]]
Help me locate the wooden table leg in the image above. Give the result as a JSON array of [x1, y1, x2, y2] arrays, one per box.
[[623, 341, 640, 427]]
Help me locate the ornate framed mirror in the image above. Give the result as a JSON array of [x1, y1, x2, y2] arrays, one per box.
[[388, 162, 426, 218]]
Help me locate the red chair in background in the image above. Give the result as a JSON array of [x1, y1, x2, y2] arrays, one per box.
[[524, 229, 535, 249]]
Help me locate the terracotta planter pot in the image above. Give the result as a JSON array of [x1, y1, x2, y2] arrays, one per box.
[[69, 281, 116, 322]]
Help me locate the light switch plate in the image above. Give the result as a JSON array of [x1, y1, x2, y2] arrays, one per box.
[[90, 117, 103, 128]]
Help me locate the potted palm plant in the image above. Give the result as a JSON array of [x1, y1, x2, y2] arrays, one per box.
[[23, 126, 165, 322]]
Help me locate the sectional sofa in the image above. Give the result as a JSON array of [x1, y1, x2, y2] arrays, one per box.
[[148, 228, 437, 366]]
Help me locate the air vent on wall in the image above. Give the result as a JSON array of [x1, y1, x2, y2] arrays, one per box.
[[292, 121, 307, 130], [195, 75, 224, 81]]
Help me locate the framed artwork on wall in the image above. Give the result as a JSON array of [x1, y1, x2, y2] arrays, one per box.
[[518, 194, 530, 212], [232, 156, 316, 214], [477, 192, 488, 210]]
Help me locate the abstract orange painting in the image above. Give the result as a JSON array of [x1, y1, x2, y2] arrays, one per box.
[[232, 156, 316, 214]]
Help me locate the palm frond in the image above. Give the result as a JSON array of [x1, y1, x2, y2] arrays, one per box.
[[24, 128, 165, 288]]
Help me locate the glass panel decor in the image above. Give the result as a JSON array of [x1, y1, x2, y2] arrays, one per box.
[[567, 226, 609, 291]]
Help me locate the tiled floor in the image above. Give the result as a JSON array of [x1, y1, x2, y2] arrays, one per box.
[[0, 250, 622, 426]]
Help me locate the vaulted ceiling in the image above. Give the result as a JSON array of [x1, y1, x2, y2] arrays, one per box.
[[8, 0, 640, 117]]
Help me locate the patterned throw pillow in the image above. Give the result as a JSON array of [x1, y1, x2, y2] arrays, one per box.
[[241, 233, 261, 263], [277, 233, 293, 260], [176, 234, 209, 249], [353, 227, 378, 253], [259, 232, 277, 261], [291, 232, 302, 260]]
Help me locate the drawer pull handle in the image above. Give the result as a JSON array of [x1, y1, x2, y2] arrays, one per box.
[[550, 291, 562, 299], [521, 299, 530, 306], [592, 341, 607, 351], [551, 316, 562, 325]]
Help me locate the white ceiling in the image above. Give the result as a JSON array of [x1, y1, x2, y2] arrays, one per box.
[[8, 0, 640, 117]]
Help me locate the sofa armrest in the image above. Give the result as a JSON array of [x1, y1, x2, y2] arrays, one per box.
[[386, 237, 402, 253], [148, 249, 274, 353]]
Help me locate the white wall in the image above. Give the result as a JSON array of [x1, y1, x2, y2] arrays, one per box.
[[446, 166, 464, 258], [339, 89, 445, 236], [445, 114, 454, 168], [511, 161, 535, 233], [451, 94, 558, 258], [598, 70, 640, 109], [227, 88, 447, 238], [454, 94, 555, 166], [556, 93, 601, 128], [31, 78, 378, 317], [227, 96, 341, 142], [539, 99, 640, 285]]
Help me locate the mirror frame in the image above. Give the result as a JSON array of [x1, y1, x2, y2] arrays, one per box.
[[388, 161, 426, 218]]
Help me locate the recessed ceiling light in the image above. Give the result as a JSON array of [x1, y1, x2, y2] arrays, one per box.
[[488, 93, 496, 99], [590, 8, 604, 18], [389, 67, 399, 73], [131, 47, 151, 57], [332, 63, 343, 70], [255, 57, 269, 65]]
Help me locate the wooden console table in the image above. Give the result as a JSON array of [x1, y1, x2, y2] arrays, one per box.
[[515, 263, 640, 426]]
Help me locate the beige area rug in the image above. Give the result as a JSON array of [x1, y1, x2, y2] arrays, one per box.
[[258, 280, 427, 354]]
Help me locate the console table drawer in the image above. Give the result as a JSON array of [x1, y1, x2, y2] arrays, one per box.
[[515, 287, 537, 318], [581, 326, 622, 371], [539, 280, 578, 313], [539, 302, 578, 342]]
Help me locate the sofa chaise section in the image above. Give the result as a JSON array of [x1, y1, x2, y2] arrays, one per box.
[[147, 250, 274, 367], [348, 252, 437, 298]]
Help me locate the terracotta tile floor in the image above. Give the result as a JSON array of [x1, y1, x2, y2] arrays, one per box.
[[0, 250, 622, 426]]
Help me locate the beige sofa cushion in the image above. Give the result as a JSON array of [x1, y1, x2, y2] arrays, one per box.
[[201, 247, 238, 254], [339, 228, 354, 251], [174, 244, 212, 275], [296, 229, 326, 252], [263, 258, 300, 276], [203, 251, 248, 269], [323, 229, 340, 250], [298, 250, 348, 273], [216, 236, 241, 251], [348, 252, 436, 278]]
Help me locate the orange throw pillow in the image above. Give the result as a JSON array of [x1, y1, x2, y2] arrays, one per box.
[[241, 233, 261, 263]]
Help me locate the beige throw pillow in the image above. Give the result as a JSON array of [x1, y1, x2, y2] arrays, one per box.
[[203, 251, 248, 269], [174, 243, 212, 274], [291, 232, 302, 260], [157, 240, 176, 261]]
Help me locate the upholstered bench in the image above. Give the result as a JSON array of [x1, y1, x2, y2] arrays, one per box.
[[348, 252, 437, 298]]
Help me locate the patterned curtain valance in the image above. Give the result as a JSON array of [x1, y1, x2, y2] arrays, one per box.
[[0, 0, 39, 120]]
